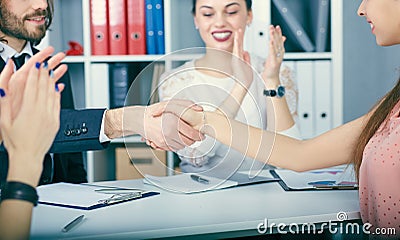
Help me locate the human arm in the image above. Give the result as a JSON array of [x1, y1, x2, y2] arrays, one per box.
[[165, 103, 370, 172], [0, 48, 64, 239], [103, 100, 204, 151], [262, 25, 295, 132]]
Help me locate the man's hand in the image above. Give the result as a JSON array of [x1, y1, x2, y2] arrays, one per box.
[[104, 100, 204, 151]]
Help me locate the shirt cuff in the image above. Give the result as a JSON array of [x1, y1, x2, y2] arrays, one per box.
[[99, 110, 111, 143]]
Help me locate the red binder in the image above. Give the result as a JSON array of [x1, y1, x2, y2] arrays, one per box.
[[108, 0, 128, 55], [90, 0, 109, 55], [127, 0, 146, 55]]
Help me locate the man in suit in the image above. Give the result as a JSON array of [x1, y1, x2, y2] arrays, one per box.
[[0, 0, 203, 185]]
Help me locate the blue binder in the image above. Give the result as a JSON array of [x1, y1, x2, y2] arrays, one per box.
[[153, 0, 165, 54], [145, 0, 157, 54]]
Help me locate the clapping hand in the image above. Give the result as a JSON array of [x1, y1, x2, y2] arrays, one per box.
[[262, 25, 286, 82], [231, 28, 253, 89]]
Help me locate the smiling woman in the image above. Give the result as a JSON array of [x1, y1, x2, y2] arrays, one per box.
[[158, 0, 300, 176], [0, 0, 53, 45]]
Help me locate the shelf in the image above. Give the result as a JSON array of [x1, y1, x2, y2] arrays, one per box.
[[284, 52, 333, 60]]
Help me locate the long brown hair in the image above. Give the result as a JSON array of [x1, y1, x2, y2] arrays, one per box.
[[353, 77, 400, 179]]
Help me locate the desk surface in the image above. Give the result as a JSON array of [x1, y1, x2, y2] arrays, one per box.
[[30, 178, 360, 239]]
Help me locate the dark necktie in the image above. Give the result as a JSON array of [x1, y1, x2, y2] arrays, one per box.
[[12, 53, 29, 70]]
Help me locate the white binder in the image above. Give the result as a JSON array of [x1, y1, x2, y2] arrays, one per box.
[[296, 61, 314, 139], [87, 63, 110, 108], [314, 60, 332, 136]]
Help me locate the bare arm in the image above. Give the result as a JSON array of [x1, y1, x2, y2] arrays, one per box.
[[164, 100, 370, 172], [0, 47, 64, 239]]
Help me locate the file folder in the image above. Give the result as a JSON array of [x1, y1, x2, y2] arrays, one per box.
[[271, 0, 315, 52], [109, 63, 130, 108], [108, 0, 128, 55], [145, 0, 157, 54], [37, 183, 160, 210], [153, 0, 165, 54], [312, 0, 330, 52], [270, 168, 358, 191], [127, 0, 146, 55], [90, 0, 109, 55]]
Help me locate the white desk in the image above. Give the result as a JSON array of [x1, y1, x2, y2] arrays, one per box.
[[30, 179, 360, 239]]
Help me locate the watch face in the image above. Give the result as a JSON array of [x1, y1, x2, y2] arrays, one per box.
[[277, 86, 285, 97]]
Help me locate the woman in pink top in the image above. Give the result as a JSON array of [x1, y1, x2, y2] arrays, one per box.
[[154, 0, 400, 237]]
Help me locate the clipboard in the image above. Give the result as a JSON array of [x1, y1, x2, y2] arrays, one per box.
[[270, 168, 358, 191], [37, 183, 160, 210]]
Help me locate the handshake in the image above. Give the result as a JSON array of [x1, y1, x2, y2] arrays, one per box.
[[103, 99, 210, 152]]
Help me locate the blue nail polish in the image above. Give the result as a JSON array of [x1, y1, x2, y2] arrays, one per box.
[[0, 88, 6, 97], [49, 70, 54, 78], [35, 62, 41, 69], [43, 61, 48, 69], [55, 83, 59, 92]]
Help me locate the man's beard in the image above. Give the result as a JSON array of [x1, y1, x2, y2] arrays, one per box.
[[0, 3, 48, 43]]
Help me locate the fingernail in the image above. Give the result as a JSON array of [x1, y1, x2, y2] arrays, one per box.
[[55, 83, 59, 92], [35, 62, 41, 69], [0, 88, 6, 97], [49, 69, 54, 78], [5, 57, 9, 65], [43, 61, 48, 69]]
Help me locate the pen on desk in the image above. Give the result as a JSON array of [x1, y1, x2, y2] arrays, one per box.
[[190, 174, 209, 184], [62, 214, 85, 233]]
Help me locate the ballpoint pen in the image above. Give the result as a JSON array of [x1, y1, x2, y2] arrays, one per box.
[[190, 174, 210, 184], [62, 215, 85, 233]]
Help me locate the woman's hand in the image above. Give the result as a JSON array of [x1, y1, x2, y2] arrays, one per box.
[[231, 28, 253, 89], [0, 47, 67, 145], [0, 47, 66, 186], [262, 25, 286, 84]]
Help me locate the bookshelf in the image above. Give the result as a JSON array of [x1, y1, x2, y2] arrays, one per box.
[[44, 0, 343, 182]]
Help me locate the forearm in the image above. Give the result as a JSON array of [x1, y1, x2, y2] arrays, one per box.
[[265, 96, 295, 131], [217, 83, 248, 118], [0, 154, 42, 240], [104, 106, 144, 139], [0, 202, 33, 240], [264, 77, 294, 131], [202, 111, 358, 171]]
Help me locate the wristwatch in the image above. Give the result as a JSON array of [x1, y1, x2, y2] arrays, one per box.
[[263, 85, 285, 98]]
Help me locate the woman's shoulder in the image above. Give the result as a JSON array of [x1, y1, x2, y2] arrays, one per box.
[[160, 60, 196, 81]]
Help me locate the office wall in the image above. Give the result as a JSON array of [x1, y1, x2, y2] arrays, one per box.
[[343, 1, 400, 123]]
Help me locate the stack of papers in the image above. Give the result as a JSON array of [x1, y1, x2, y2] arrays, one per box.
[[143, 172, 280, 194]]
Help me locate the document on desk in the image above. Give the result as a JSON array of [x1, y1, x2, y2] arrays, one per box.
[[37, 183, 159, 210], [143, 172, 280, 194], [270, 167, 358, 191]]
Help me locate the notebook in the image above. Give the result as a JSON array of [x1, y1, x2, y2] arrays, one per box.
[[37, 183, 159, 210]]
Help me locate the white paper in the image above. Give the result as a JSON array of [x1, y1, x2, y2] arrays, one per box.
[[143, 173, 238, 194]]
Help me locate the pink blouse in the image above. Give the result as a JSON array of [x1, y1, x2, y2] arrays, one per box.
[[359, 101, 400, 237]]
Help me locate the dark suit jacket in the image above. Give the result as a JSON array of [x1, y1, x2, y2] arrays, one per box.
[[0, 47, 110, 185]]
